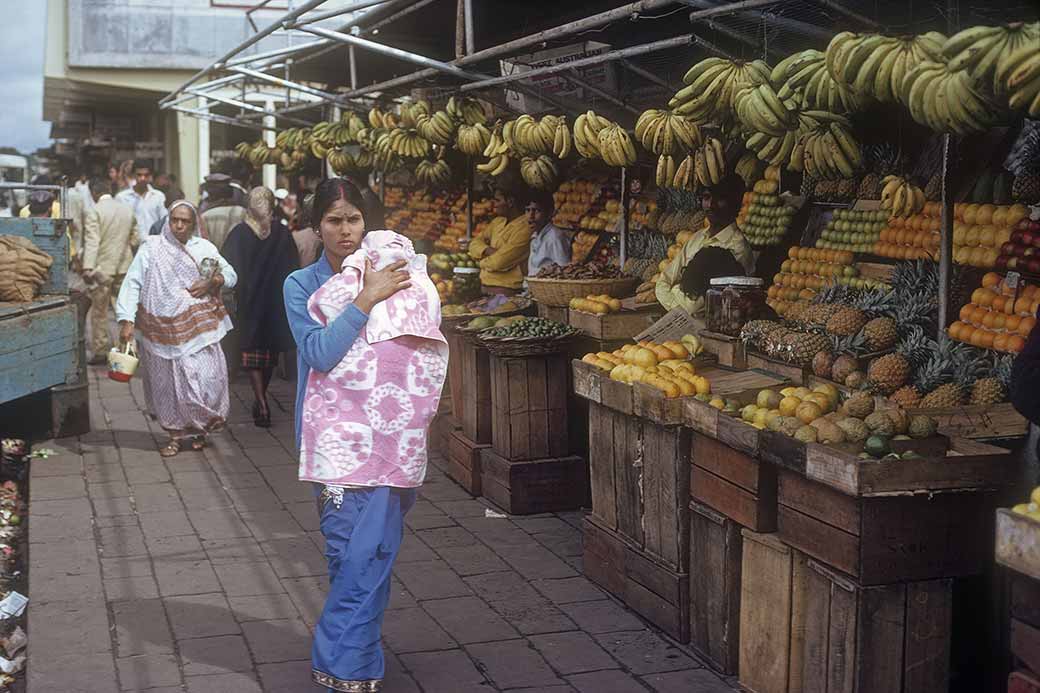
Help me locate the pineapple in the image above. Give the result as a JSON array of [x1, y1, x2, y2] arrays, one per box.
[[826, 307, 868, 338], [1012, 170, 1040, 203], [970, 354, 1013, 405], [854, 289, 896, 318], [919, 383, 965, 408], [830, 330, 868, 357], [863, 317, 897, 351], [866, 353, 910, 395], [857, 173, 881, 199], [914, 337, 984, 408], [924, 173, 941, 201], [777, 331, 831, 367], [890, 385, 923, 409]]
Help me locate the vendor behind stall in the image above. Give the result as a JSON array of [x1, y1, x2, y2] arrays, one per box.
[[525, 190, 571, 277], [468, 186, 531, 295], [655, 173, 753, 316]]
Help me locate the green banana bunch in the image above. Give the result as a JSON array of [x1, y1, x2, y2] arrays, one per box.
[[327, 149, 356, 176], [796, 111, 861, 180], [744, 128, 799, 169], [635, 109, 702, 156], [733, 83, 797, 137], [898, 60, 1003, 134], [943, 22, 1040, 94], [416, 110, 457, 146], [825, 32, 945, 104], [596, 122, 637, 168], [446, 96, 487, 125], [773, 47, 862, 113], [551, 117, 571, 159], [398, 99, 431, 129], [341, 111, 367, 140], [476, 153, 510, 177], [415, 158, 452, 187], [520, 155, 559, 190], [670, 58, 771, 123], [693, 137, 726, 187], [387, 128, 431, 158], [734, 152, 761, 186], [998, 39, 1040, 117], [456, 123, 491, 157]]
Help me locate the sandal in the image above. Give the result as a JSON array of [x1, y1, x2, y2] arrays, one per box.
[[190, 436, 206, 451], [253, 400, 271, 429], [159, 438, 182, 457]]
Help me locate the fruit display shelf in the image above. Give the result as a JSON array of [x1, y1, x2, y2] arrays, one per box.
[[948, 271, 1037, 354]]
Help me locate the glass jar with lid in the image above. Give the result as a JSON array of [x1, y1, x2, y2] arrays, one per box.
[[706, 276, 766, 336], [453, 267, 481, 303]]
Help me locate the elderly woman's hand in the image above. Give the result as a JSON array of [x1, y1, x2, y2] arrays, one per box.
[[354, 259, 410, 314], [118, 321, 134, 345], [187, 276, 221, 298]]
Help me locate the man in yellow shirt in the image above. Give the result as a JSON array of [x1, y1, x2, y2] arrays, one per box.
[[468, 187, 531, 294], [655, 172, 754, 316]]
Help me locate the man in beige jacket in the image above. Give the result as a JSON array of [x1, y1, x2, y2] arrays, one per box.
[[82, 178, 138, 362]]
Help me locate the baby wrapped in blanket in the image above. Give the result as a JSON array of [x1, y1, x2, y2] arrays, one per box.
[[300, 230, 448, 487]]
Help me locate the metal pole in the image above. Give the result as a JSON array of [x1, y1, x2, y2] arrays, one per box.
[[228, 65, 342, 103], [170, 106, 272, 132], [187, 90, 316, 127], [812, 0, 880, 28], [463, 0, 475, 55], [328, 105, 341, 178], [466, 157, 474, 240], [223, 39, 326, 68], [164, 73, 248, 109], [565, 71, 641, 115], [684, 0, 835, 41], [460, 35, 694, 92], [287, 0, 391, 26], [349, 45, 358, 89], [620, 167, 629, 268], [455, 0, 466, 59], [619, 59, 678, 92], [938, 1, 957, 338], [198, 99, 211, 183], [263, 100, 277, 191]]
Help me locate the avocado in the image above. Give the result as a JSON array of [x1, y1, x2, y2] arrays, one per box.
[[864, 435, 889, 458]]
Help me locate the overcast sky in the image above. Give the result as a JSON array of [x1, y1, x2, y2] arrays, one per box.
[[0, 3, 50, 154]]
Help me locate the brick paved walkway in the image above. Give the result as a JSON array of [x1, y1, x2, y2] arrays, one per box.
[[27, 367, 739, 692]]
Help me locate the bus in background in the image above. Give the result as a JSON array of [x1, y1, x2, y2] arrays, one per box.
[[0, 154, 30, 211]]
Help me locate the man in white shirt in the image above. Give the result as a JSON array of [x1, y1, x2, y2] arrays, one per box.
[[116, 162, 166, 245], [525, 190, 572, 277]]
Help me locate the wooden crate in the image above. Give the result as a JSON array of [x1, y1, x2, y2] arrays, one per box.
[[688, 500, 742, 675], [778, 467, 1001, 585], [568, 306, 662, 341], [459, 339, 492, 444], [571, 358, 635, 414], [479, 447, 586, 515], [698, 329, 747, 369], [997, 510, 1040, 582], [490, 353, 569, 461], [682, 374, 787, 449], [444, 429, 487, 496], [1013, 619, 1040, 677], [690, 432, 777, 532], [739, 530, 809, 693], [429, 414, 459, 458], [799, 560, 954, 693], [746, 351, 807, 384], [1010, 670, 1040, 693], [537, 302, 568, 323], [584, 516, 690, 642], [587, 402, 690, 572], [908, 401, 1028, 440], [445, 328, 466, 421]]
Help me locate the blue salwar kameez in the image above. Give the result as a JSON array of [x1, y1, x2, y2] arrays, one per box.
[[284, 253, 416, 692]]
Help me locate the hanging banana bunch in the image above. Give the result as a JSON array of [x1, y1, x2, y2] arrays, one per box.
[[572, 110, 610, 159], [733, 84, 798, 137], [446, 96, 488, 125], [693, 137, 726, 186], [635, 109, 702, 156], [670, 58, 771, 123], [596, 122, 637, 168], [880, 175, 925, 217], [655, 155, 676, 188], [327, 149, 357, 176], [368, 107, 387, 129], [734, 152, 761, 186], [503, 115, 554, 157], [520, 155, 559, 190], [999, 40, 1040, 117], [415, 157, 452, 187], [476, 153, 511, 177], [416, 110, 456, 146], [943, 22, 1040, 94], [771, 49, 862, 114], [671, 154, 695, 190], [823, 33, 945, 104], [797, 111, 862, 180], [387, 128, 431, 158], [898, 60, 1004, 134], [341, 111, 367, 141], [456, 123, 491, 156]]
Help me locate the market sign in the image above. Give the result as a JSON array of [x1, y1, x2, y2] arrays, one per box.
[[500, 41, 616, 113]]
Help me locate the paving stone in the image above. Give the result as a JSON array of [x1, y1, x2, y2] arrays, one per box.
[[214, 561, 285, 596], [146, 533, 205, 560], [139, 509, 196, 538], [530, 631, 619, 675], [559, 599, 647, 634], [400, 649, 489, 693], [112, 598, 175, 657], [117, 653, 182, 690], [202, 536, 267, 565], [188, 509, 253, 540], [185, 671, 263, 693], [31, 456, 83, 477], [28, 598, 112, 658], [98, 525, 148, 557], [225, 485, 282, 511], [26, 651, 119, 693], [212, 470, 267, 489], [387, 577, 418, 610], [256, 660, 325, 692], [154, 557, 222, 596], [414, 526, 477, 549], [131, 483, 185, 512], [124, 464, 172, 485], [642, 669, 736, 692], [180, 484, 235, 510], [382, 606, 457, 653], [512, 516, 575, 535], [163, 454, 212, 473], [238, 510, 305, 540], [592, 630, 697, 675], [489, 598, 578, 636], [28, 539, 101, 602], [284, 500, 322, 532], [423, 596, 518, 644], [93, 496, 137, 517], [259, 467, 314, 503], [240, 618, 312, 663], [95, 513, 140, 527], [85, 463, 127, 484], [102, 555, 155, 579], [393, 559, 473, 601], [532, 577, 606, 605], [458, 515, 536, 545], [29, 497, 95, 542], [88, 479, 131, 499], [416, 476, 473, 501], [178, 634, 254, 675], [259, 536, 327, 578], [164, 593, 241, 639], [105, 575, 161, 602], [280, 576, 327, 626], [464, 570, 543, 604], [434, 544, 511, 576], [404, 510, 457, 530], [396, 532, 438, 562], [568, 669, 652, 693], [536, 532, 585, 558], [31, 474, 87, 500], [170, 470, 222, 490], [466, 639, 564, 690], [228, 593, 301, 623], [384, 651, 423, 693], [432, 498, 493, 519], [494, 542, 580, 580]]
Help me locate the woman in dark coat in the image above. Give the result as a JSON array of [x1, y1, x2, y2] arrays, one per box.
[[223, 186, 300, 427]]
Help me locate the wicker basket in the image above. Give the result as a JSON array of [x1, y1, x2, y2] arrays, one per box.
[[477, 332, 578, 358], [439, 297, 533, 328], [525, 276, 640, 307]]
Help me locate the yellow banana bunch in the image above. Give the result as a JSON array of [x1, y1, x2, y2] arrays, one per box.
[[520, 155, 559, 190], [482, 121, 509, 158], [733, 83, 797, 137], [635, 109, 702, 156], [898, 60, 1003, 134], [693, 137, 726, 186], [880, 175, 925, 217], [341, 111, 367, 141], [797, 111, 862, 180], [387, 128, 431, 158], [552, 117, 571, 159], [998, 39, 1040, 117], [456, 123, 491, 157], [670, 57, 771, 123], [476, 153, 511, 177], [415, 158, 452, 187], [671, 154, 695, 190], [596, 123, 637, 168], [368, 107, 387, 129], [572, 111, 611, 159], [398, 99, 431, 129], [311, 121, 355, 147], [825, 32, 945, 104], [327, 150, 356, 176], [416, 110, 456, 146], [655, 155, 677, 188], [371, 147, 403, 174], [734, 152, 760, 186], [744, 128, 799, 168], [504, 114, 554, 156], [943, 22, 1040, 94], [234, 141, 252, 158], [446, 96, 487, 125]]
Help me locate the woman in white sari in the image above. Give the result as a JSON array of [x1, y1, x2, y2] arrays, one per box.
[[115, 201, 238, 456]]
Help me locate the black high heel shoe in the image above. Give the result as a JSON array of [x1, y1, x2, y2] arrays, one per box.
[[253, 400, 271, 428]]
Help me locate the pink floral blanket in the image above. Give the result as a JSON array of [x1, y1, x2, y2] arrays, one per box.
[[300, 231, 448, 487]]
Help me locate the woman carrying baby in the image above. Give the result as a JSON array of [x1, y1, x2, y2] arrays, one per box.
[[283, 178, 448, 692]]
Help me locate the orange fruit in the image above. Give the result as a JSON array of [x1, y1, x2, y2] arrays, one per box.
[[969, 305, 987, 325], [1008, 335, 1026, 353], [959, 304, 975, 322], [992, 313, 1006, 330], [959, 325, 977, 344], [1006, 315, 1023, 333], [993, 333, 1010, 352], [1020, 316, 1036, 336], [982, 311, 1000, 330], [1015, 297, 1033, 315], [976, 204, 995, 225], [992, 295, 1008, 314], [948, 321, 967, 341], [977, 330, 996, 349], [982, 272, 1002, 288], [973, 288, 996, 307]]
